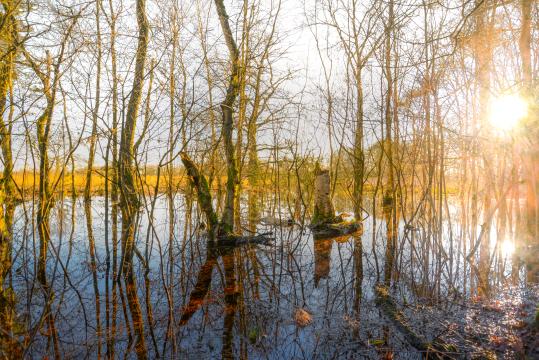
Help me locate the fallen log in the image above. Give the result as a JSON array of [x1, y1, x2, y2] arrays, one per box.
[[311, 220, 361, 240], [218, 232, 274, 247], [374, 285, 458, 359]]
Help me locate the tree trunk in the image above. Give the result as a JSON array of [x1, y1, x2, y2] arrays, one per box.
[[85, 1, 102, 356], [383, 0, 397, 287], [0, 0, 17, 351], [180, 152, 219, 237], [214, 0, 241, 235], [107, 1, 120, 356], [474, 0, 493, 297], [519, 0, 538, 282], [247, 123, 260, 225], [118, 0, 149, 357], [353, 72, 364, 222], [312, 163, 335, 226], [31, 51, 61, 360]]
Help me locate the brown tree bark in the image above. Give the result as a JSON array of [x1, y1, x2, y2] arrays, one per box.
[[118, 0, 149, 358], [312, 163, 335, 226], [105, 0, 120, 356], [0, 0, 18, 353], [474, 0, 493, 297], [180, 152, 219, 237], [383, 0, 397, 287], [31, 50, 61, 360], [84, 1, 103, 356], [519, 0, 538, 282], [214, 0, 241, 235]]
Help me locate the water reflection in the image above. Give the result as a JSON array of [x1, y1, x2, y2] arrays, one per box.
[[179, 242, 219, 326], [313, 236, 332, 288], [6, 196, 538, 358], [353, 235, 363, 315]]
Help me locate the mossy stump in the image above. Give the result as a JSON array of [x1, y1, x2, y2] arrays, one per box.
[[310, 163, 361, 239]]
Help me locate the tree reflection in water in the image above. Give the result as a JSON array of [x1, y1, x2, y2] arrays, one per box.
[[6, 197, 538, 358]]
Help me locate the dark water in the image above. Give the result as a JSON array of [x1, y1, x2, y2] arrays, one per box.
[[10, 196, 538, 358]]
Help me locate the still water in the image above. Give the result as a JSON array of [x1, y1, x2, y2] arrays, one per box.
[[10, 196, 538, 358]]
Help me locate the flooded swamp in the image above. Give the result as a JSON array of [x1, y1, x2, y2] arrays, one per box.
[[6, 195, 539, 359]]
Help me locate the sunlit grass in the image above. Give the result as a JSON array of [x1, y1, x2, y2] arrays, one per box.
[[11, 170, 190, 199]]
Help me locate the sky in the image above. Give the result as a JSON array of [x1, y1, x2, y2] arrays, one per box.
[[6, 0, 525, 172]]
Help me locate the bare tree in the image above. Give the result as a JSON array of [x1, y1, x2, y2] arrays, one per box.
[[117, 0, 149, 357]]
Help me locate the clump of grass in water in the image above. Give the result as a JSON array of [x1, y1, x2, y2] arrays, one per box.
[[248, 327, 259, 344]]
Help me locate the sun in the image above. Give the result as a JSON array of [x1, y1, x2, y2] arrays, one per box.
[[489, 95, 528, 131], [500, 239, 515, 258]]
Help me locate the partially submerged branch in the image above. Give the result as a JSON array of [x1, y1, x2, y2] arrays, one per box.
[[180, 152, 219, 236], [375, 285, 456, 359], [180, 152, 274, 246]]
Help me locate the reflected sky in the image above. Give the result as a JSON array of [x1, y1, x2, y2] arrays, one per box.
[[9, 196, 538, 358]]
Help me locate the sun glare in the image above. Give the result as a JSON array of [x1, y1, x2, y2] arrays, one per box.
[[489, 95, 528, 131], [500, 240, 515, 257]]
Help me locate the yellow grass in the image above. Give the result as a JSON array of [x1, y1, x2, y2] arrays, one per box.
[[10, 169, 191, 200], [10, 168, 390, 203]]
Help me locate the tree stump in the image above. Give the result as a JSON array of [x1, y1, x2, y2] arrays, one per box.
[[310, 163, 360, 238], [312, 163, 335, 227]]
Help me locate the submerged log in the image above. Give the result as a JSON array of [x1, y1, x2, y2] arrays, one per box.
[[375, 285, 457, 359]]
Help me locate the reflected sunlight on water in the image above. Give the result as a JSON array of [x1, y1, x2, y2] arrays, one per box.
[[9, 196, 539, 358]]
